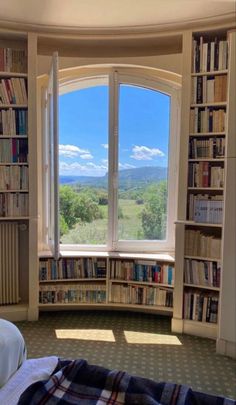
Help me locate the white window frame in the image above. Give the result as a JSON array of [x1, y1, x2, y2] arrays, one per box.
[[114, 72, 180, 253], [42, 65, 181, 255], [40, 53, 60, 257]]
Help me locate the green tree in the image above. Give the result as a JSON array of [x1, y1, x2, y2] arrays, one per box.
[[59, 214, 69, 236], [59, 185, 79, 229], [141, 181, 167, 240], [59, 185, 103, 232], [75, 194, 103, 223]]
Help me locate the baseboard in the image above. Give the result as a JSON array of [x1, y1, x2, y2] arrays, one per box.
[[171, 317, 184, 333], [0, 304, 29, 322], [216, 338, 236, 359]]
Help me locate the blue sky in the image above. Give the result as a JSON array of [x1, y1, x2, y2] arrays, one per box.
[[59, 84, 170, 177]]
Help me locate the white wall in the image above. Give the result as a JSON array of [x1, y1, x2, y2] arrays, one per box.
[[37, 53, 183, 76]]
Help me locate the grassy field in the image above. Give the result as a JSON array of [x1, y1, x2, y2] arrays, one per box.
[[61, 199, 144, 244], [118, 199, 144, 240]]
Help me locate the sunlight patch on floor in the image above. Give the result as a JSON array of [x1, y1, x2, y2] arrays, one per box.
[[55, 329, 115, 342], [124, 331, 182, 345]]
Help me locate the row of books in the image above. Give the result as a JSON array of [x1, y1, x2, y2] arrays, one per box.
[[0, 109, 28, 135], [0, 48, 27, 73], [0, 139, 28, 162], [39, 284, 107, 304], [190, 107, 226, 133], [0, 192, 28, 216], [39, 258, 107, 281], [185, 230, 221, 259], [110, 284, 173, 307], [109, 260, 174, 285], [184, 290, 218, 323], [188, 162, 224, 188], [0, 165, 28, 190], [191, 75, 227, 104], [189, 137, 225, 159], [188, 194, 223, 224], [184, 259, 221, 287], [0, 78, 27, 105], [192, 37, 228, 73]]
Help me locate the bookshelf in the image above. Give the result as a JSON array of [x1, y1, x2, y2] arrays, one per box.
[[0, 55, 28, 217], [38, 253, 175, 314], [173, 28, 235, 344], [0, 33, 38, 321]]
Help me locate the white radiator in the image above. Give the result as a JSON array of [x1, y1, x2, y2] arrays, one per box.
[[0, 222, 19, 305]]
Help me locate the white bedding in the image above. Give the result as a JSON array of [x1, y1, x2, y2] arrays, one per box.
[[0, 319, 26, 388], [0, 356, 58, 405]]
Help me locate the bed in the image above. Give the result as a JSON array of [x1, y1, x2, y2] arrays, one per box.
[[0, 355, 235, 405], [0, 320, 235, 405]]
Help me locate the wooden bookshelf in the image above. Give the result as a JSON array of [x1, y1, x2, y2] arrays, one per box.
[[190, 102, 227, 107], [184, 283, 220, 291], [184, 255, 221, 261], [39, 255, 175, 314], [110, 279, 174, 288], [0, 33, 38, 321], [189, 132, 226, 137], [172, 28, 235, 341], [191, 70, 228, 77]]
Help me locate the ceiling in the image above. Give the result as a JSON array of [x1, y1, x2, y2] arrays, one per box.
[[0, 0, 235, 33]]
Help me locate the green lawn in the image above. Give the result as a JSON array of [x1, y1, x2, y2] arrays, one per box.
[[61, 199, 144, 244]]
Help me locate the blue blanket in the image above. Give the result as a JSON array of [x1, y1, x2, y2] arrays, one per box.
[[18, 359, 235, 405]]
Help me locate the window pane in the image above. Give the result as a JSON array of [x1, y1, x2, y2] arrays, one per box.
[[118, 84, 170, 241], [59, 85, 109, 245]]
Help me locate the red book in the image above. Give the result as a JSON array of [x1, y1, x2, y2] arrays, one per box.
[[4, 79, 13, 104], [0, 48, 4, 71], [202, 161, 209, 187], [12, 139, 17, 162]]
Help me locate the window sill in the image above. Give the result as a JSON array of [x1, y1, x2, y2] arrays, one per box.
[[38, 249, 175, 262]]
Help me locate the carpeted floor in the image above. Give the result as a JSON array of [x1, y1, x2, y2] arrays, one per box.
[[16, 310, 236, 400]]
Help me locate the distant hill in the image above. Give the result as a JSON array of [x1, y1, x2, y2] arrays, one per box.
[[60, 166, 167, 190]]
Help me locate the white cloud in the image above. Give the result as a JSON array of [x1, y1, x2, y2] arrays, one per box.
[[101, 160, 135, 170], [101, 159, 108, 166], [60, 162, 81, 170], [60, 161, 107, 177], [130, 145, 165, 161], [59, 144, 93, 159], [86, 162, 107, 170], [80, 153, 93, 160], [119, 163, 136, 170], [101, 143, 108, 149]]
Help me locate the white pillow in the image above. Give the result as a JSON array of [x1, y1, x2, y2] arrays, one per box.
[[0, 356, 58, 405], [0, 319, 26, 388]]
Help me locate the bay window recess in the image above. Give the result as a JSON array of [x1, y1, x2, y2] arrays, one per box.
[[42, 63, 181, 255]]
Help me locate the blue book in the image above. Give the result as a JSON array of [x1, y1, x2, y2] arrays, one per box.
[[168, 266, 173, 285]]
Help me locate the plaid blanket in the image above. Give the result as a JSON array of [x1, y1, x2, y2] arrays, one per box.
[[18, 359, 236, 405]]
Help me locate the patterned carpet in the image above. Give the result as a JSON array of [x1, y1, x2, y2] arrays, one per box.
[[16, 310, 236, 400]]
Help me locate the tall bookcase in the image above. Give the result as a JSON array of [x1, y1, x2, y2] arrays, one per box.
[[0, 31, 38, 321], [173, 28, 236, 351]]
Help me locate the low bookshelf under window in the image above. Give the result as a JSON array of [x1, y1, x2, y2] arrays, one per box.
[[38, 252, 175, 314]]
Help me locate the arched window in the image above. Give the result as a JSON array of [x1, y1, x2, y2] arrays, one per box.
[[41, 65, 181, 254]]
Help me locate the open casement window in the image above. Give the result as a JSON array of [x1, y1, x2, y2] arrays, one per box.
[[45, 52, 60, 259], [44, 66, 180, 254]]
